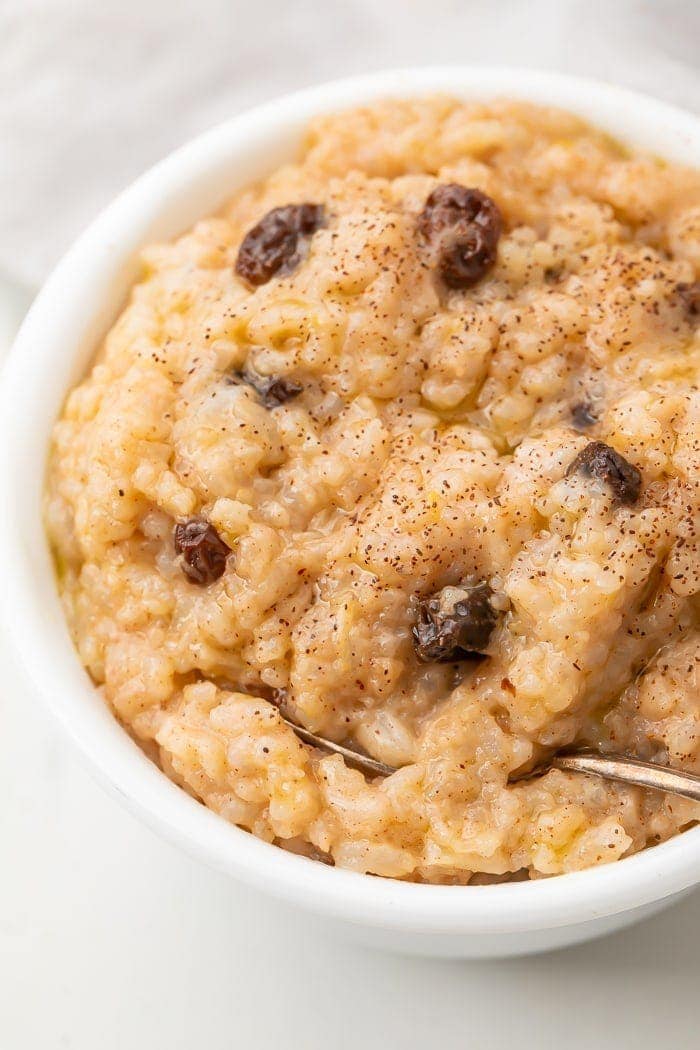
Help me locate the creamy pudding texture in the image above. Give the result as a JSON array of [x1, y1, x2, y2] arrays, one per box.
[[46, 98, 700, 882]]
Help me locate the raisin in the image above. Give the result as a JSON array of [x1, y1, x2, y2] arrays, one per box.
[[571, 401, 598, 430], [566, 440, 642, 505], [418, 184, 502, 289], [413, 582, 499, 663], [261, 376, 303, 407], [228, 368, 302, 407], [677, 281, 700, 318], [173, 519, 231, 584], [235, 203, 325, 286]]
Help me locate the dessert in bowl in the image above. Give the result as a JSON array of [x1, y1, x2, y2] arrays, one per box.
[[4, 69, 700, 956]]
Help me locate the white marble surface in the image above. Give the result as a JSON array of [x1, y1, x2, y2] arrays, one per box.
[[2, 2, 700, 1045]]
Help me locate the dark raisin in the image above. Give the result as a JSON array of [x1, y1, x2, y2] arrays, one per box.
[[258, 376, 303, 407], [413, 582, 499, 663], [677, 281, 700, 318], [418, 184, 502, 290], [571, 401, 598, 430], [566, 440, 642, 505], [173, 519, 231, 584], [235, 203, 325, 286], [228, 368, 302, 407], [439, 229, 500, 289]]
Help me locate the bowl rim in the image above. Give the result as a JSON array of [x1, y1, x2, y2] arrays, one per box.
[[2, 65, 700, 937]]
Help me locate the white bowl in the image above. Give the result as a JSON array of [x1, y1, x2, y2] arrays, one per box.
[[2, 67, 700, 959]]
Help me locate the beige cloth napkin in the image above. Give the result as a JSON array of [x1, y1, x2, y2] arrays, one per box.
[[1, 0, 698, 288]]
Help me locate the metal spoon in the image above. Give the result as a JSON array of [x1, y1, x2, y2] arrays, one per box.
[[280, 714, 700, 802], [546, 751, 700, 803], [280, 714, 396, 777]]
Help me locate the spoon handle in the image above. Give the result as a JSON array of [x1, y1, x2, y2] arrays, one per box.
[[277, 707, 700, 801], [280, 715, 397, 777], [552, 753, 700, 803]]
